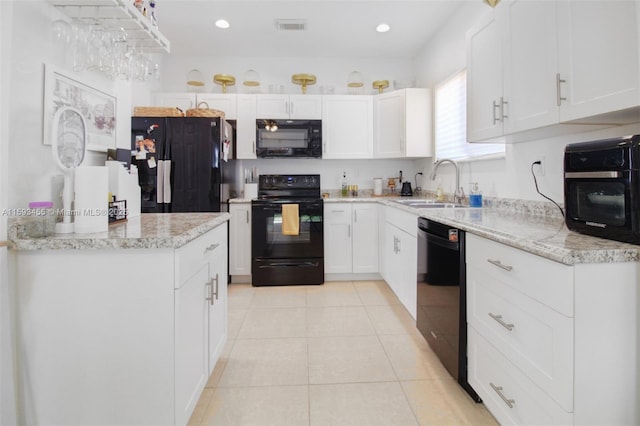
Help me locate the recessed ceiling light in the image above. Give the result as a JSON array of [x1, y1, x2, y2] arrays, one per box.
[[376, 23, 390, 33], [215, 19, 230, 29]]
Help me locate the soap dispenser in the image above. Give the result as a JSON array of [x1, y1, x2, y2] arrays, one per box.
[[341, 172, 348, 197]]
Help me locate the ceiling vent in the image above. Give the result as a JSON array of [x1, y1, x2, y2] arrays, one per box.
[[275, 19, 307, 31]]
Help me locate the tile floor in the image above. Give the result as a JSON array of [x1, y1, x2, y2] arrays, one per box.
[[188, 280, 498, 426]]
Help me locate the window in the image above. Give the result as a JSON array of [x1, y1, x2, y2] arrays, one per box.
[[434, 69, 504, 161]]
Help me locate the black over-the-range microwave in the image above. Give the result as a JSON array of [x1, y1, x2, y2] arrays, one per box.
[[256, 119, 322, 158], [564, 135, 640, 245]]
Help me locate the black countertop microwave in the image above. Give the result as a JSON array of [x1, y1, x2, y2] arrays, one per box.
[[564, 135, 640, 245], [256, 119, 322, 158]]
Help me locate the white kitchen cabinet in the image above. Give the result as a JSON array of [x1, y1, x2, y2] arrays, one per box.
[[236, 95, 257, 159], [153, 92, 197, 112], [256, 94, 322, 119], [229, 202, 252, 279], [557, 1, 640, 123], [152, 93, 237, 119], [324, 203, 378, 275], [467, 0, 640, 143], [11, 224, 228, 426], [194, 94, 237, 120], [374, 88, 431, 158], [322, 95, 373, 159], [382, 205, 418, 318], [466, 233, 639, 426]]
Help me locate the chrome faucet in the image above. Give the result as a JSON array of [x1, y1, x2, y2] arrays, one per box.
[[430, 158, 463, 204]]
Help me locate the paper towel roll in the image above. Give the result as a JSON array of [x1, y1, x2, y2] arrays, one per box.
[[244, 183, 258, 199], [74, 166, 109, 233], [373, 178, 383, 196]]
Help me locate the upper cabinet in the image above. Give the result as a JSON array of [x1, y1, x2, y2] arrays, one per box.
[[255, 94, 322, 119], [236, 95, 257, 159], [322, 95, 373, 159], [467, 0, 640, 143], [152, 93, 237, 120], [374, 88, 432, 158], [556, 1, 640, 123]]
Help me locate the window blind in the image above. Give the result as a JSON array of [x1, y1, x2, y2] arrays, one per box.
[[435, 70, 504, 161]]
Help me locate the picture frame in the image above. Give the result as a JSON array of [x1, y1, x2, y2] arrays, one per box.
[[43, 64, 117, 152]]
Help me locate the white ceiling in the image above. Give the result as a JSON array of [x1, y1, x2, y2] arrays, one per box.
[[157, 1, 467, 58]]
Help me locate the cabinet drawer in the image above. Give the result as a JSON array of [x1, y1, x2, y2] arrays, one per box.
[[175, 225, 226, 288], [468, 265, 574, 411], [384, 205, 417, 236], [466, 234, 573, 316], [468, 328, 573, 426]]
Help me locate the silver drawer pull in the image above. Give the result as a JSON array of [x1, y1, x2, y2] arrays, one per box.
[[488, 313, 515, 331], [490, 382, 515, 408], [487, 259, 513, 272], [205, 243, 220, 253]]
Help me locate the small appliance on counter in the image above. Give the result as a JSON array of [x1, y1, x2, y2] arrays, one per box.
[[564, 135, 640, 244], [401, 181, 413, 196]]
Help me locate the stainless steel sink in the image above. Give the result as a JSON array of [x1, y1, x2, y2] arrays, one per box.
[[392, 199, 466, 208]]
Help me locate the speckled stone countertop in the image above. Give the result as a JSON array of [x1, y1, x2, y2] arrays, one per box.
[[8, 213, 230, 251], [324, 195, 640, 265]]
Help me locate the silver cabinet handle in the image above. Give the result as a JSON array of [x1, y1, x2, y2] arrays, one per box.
[[212, 273, 219, 301], [205, 279, 214, 305], [354, 210, 358, 222], [331, 210, 345, 213], [556, 73, 567, 106], [246, 210, 250, 223], [490, 382, 515, 408], [501, 97, 508, 119], [252, 140, 256, 154], [290, 100, 294, 115], [492, 100, 501, 124], [488, 313, 515, 331], [205, 243, 220, 253], [487, 259, 513, 272]]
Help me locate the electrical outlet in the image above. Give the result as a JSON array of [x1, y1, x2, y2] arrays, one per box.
[[534, 156, 545, 176]]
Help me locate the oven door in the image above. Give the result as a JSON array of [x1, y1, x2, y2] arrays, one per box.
[[564, 171, 639, 243], [252, 199, 324, 259]]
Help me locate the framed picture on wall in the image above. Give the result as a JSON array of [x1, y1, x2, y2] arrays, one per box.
[[43, 64, 117, 151]]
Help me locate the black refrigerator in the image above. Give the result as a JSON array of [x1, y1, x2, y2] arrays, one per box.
[[131, 116, 236, 213]]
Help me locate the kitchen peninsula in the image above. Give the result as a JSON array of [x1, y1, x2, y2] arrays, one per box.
[[8, 213, 230, 426]]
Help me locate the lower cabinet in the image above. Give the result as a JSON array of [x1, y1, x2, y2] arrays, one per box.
[[466, 233, 639, 426], [11, 224, 228, 426], [229, 202, 252, 279], [174, 224, 228, 426], [381, 206, 418, 319], [324, 203, 378, 275]]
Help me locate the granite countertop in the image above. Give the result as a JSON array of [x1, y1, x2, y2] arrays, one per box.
[[8, 213, 230, 251], [322, 195, 640, 265]]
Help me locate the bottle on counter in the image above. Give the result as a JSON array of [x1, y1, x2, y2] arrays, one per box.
[[341, 172, 348, 197], [26, 201, 56, 238], [469, 182, 483, 207], [436, 182, 444, 202]]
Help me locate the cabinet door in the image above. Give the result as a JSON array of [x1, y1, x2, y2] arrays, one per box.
[[324, 204, 353, 274], [236, 95, 257, 159], [175, 263, 209, 426], [196, 94, 237, 120], [404, 89, 432, 158], [256, 94, 289, 118], [352, 203, 378, 273], [466, 10, 504, 142], [207, 226, 228, 373], [396, 228, 417, 319], [503, 0, 559, 134], [375, 91, 405, 158], [153, 92, 196, 111], [383, 221, 401, 296], [289, 95, 322, 119], [557, 1, 640, 122], [229, 203, 252, 276], [322, 95, 373, 159]]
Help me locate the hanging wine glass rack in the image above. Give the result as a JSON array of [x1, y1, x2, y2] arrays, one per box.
[[47, 0, 170, 53]]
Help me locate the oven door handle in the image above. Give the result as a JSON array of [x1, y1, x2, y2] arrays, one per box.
[[564, 171, 622, 179], [259, 261, 320, 268]]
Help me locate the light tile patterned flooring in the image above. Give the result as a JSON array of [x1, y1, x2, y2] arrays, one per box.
[[188, 281, 498, 426]]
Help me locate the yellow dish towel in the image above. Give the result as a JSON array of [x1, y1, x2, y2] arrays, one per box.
[[281, 204, 300, 236]]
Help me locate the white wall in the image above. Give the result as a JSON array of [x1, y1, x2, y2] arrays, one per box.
[[154, 55, 416, 97], [5, 0, 133, 209], [413, 2, 640, 203]]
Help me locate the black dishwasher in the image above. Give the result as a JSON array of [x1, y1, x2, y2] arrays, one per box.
[[417, 217, 480, 402]]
